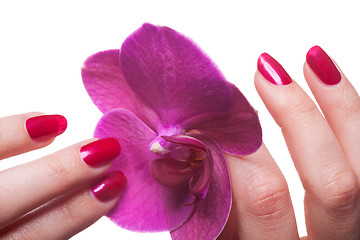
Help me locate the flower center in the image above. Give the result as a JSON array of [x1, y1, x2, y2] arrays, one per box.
[[150, 134, 212, 200]]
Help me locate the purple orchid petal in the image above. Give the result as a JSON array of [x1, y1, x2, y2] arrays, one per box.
[[170, 134, 231, 240], [120, 23, 233, 128], [161, 135, 207, 152], [81, 49, 159, 131], [151, 158, 194, 186], [95, 109, 196, 232], [184, 85, 262, 155]]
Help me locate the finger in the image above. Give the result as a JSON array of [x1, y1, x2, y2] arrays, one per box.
[[0, 138, 120, 226], [0, 113, 67, 160], [256, 53, 360, 239], [0, 171, 126, 240], [304, 46, 360, 176], [220, 144, 299, 240]]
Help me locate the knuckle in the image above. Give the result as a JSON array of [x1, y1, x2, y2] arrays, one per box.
[[58, 197, 84, 226], [288, 100, 319, 124], [47, 158, 70, 181], [319, 171, 359, 212], [245, 174, 290, 220], [338, 97, 360, 120], [46, 156, 76, 188], [277, 94, 320, 129]]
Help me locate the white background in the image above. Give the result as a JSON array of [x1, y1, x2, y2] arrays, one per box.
[[0, 1, 359, 239]]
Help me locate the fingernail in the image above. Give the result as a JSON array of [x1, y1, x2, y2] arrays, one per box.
[[92, 171, 127, 202], [80, 138, 121, 167], [257, 53, 292, 86], [26, 115, 67, 140], [306, 45, 341, 85]]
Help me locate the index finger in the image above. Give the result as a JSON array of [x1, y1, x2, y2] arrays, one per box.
[[0, 112, 67, 160]]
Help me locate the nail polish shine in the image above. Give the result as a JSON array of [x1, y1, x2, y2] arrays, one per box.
[[257, 53, 292, 86], [92, 171, 127, 202], [80, 138, 121, 167]]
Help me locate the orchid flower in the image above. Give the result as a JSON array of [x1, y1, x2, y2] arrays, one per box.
[[82, 23, 262, 240]]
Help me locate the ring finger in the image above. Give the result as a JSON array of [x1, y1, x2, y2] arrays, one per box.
[[0, 171, 126, 239]]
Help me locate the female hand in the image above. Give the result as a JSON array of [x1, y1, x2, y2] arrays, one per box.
[[0, 113, 126, 239], [220, 46, 360, 240]]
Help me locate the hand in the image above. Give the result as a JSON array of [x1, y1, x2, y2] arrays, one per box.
[[0, 113, 126, 239], [220, 46, 360, 240]]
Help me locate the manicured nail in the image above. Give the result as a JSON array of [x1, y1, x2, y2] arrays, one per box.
[[26, 115, 67, 140], [92, 171, 127, 202], [257, 53, 292, 86], [80, 138, 121, 167], [306, 45, 341, 85]]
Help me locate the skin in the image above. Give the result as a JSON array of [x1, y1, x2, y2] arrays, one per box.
[[0, 113, 119, 239], [0, 54, 359, 239]]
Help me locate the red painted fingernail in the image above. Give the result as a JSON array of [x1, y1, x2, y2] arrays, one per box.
[[92, 171, 127, 202], [306, 46, 341, 85], [80, 138, 121, 167], [26, 115, 67, 140], [257, 53, 292, 86]]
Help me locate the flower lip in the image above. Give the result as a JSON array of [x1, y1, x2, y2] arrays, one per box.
[[150, 134, 212, 201], [151, 158, 198, 187], [170, 133, 232, 240]]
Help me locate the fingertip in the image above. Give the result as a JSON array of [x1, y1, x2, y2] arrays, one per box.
[[256, 52, 292, 86], [25, 114, 67, 141], [0, 113, 67, 159], [305, 45, 342, 86], [80, 138, 121, 168], [91, 171, 127, 203]]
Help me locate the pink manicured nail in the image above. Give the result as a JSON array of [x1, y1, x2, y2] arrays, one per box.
[[26, 115, 67, 140], [257, 53, 292, 86], [80, 138, 121, 167], [306, 46, 341, 85], [92, 171, 127, 202]]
